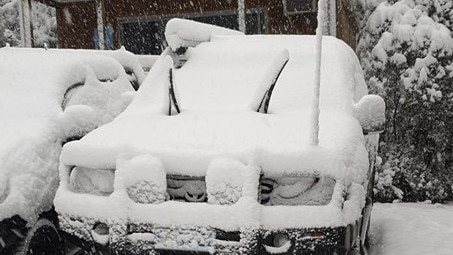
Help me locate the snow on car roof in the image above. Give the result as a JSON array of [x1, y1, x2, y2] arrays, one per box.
[[0, 47, 126, 146], [0, 47, 133, 223], [44, 47, 147, 86], [0, 47, 121, 149], [61, 35, 369, 183]]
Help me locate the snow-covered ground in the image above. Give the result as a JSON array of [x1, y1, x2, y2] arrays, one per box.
[[369, 202, 453, 255]]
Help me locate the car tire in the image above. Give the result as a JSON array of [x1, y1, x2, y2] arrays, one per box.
[[11, 218, 64, 255]]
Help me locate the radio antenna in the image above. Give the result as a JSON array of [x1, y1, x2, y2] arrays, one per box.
[[309, 0, 327, 146]]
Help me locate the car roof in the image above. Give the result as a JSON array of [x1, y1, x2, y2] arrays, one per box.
[[0, 48, 124, 117]]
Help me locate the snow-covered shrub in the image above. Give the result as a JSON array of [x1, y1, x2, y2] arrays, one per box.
[[373, 147, 405, 202], [0, 0, 57, 47], [358, 0, 453, 202], [0, 0, 19, 46]]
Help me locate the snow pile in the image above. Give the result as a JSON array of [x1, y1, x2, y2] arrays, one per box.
[[61, 68, 133, 137], [206, 158, 252, 205], [116, 155, 167, 204], [137, 54, 159, 73], [353, 95, 385, 133], [0, 47, 133, 224], [69, 167, 115, 196], [165, 18, 244, 51], [92, 46, 146, 86], [46, 47, 146, 87], [0, 138, 61, 225]]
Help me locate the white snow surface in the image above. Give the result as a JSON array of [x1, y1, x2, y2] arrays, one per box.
[[0, 47, 133, 224], [369, 202, 453, 255], [45, 47, 147, 86], [165, 18, 244, 51], [354, 95, 385, 132], [137, 54, 159, 73], [62, 35, 370, 183]]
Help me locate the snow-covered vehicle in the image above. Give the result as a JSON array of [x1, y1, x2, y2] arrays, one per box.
[[55, 19, 385, 255], [45, 47, 147, 90], [0, 47, 135, 254]]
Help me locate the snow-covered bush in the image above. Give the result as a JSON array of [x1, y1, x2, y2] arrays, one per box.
[[374, 143, 453, 203], [358, 0, 453, 202], [0, 0, 20, 46], [373, 146, 406, 202], [0, 0, 57, 47]]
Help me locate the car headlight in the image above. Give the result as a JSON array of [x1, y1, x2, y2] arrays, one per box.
[[260, 174, 335, 206], [69, 166, 115, 196]]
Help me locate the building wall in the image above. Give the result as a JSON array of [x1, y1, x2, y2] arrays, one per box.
[[336, 0, 359, 50], [52, 0, 357, 51], [55, 1, 96, 49]]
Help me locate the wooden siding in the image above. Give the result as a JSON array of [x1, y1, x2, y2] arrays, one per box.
[[41, 0, 357, 51]]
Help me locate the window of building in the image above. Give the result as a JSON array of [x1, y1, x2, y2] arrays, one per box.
[[119, 9, 267, 55], [283, 0, 318, 15]]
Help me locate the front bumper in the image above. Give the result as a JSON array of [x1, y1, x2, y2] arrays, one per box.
[[59, 214, 353, 255]]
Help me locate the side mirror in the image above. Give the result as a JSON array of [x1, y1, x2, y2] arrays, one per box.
[[354, 95, 385, 135]]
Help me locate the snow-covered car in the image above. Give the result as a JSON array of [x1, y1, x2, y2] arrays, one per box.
[[55, 19, 385, 255], [0, 47, 135, 254], [45, 47, 147, 90]]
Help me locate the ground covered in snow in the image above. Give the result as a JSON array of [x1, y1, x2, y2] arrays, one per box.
[[369, 202, 453, 255]]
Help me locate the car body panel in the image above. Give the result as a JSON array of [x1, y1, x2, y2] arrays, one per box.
[[54, 22, 383, 254]]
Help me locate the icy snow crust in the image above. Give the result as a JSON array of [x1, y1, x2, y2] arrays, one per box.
[[57, 35, 370, 231], [0, 47, 133, 225]]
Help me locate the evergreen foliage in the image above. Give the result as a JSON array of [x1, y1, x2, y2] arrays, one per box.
[[0, 0, 57, 47], [356, 0, 453, 202]]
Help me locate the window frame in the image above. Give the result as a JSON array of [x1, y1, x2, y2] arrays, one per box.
[[117, 8, 268, 55], [283, 0, 318, 15]]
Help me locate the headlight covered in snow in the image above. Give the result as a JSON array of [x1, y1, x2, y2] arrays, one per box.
[[69, 166, 115, 196], [260, 175, 335, 206]]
